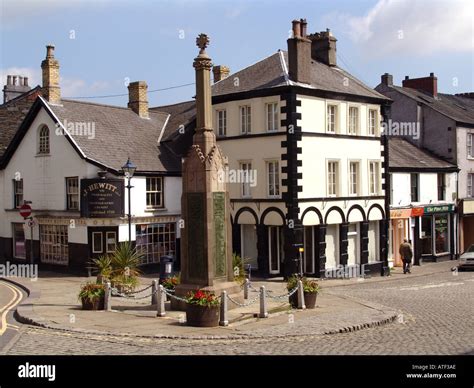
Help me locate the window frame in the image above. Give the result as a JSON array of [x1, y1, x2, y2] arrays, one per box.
[[467, 133, 473, 159], [369, 160, 380, 195], [410, 173, 419, 202], [437, 173, 446, 201], [326, 104, 338, 134], [347, 106, 360, 135], [266, 102, 279, 132], [66, 177, 79, 211], [348, 160, 360, 196], [239, 105, 251, 134], [468, 173, 473, 198], [327, 160, 340, 197], [216, 109, 227, 137], [146, 177, 164, 209], [239, 161, 252, 198], [13, 178, 23, 209], [266, 160, 280, 198], [368, 108, 378, 136], [38, 125, 50, 155]]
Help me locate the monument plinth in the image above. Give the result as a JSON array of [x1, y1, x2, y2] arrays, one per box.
[[172, 34, 241, 310]]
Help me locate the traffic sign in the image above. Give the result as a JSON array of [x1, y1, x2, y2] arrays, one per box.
[[19, 204, 32, 218]]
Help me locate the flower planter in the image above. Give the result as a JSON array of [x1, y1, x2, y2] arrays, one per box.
[[81, 296, 105, 311], [289, 292, 318, 309], [186, 304, 220, 327]]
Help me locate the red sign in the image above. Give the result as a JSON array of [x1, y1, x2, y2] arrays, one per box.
[[19, 204, 32, 218], [411, 207, 424, 217]]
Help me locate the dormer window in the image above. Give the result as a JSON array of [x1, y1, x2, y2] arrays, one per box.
[[38, 125, 50, 154]]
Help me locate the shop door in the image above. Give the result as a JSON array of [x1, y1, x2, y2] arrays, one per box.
[[89, 227, 118, 259]]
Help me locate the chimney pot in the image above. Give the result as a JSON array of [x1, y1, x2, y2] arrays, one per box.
[[13, 76, 18, 85], [7, 75, 12, 85], [430, 72, 434, 77], [24, 77, 28, 86], [292, 20, 301, 38], [381, 73, 393, 86], [405, 76, 409, 80], [128, 81, 149, 118], [46, 44, 55, 58], [300, 18, 307, 37]]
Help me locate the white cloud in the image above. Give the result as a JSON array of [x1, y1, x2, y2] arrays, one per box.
[[335, 0, 474, 56], [0, 66, 109, 98]]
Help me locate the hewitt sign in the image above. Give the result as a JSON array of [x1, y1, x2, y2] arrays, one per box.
[[80, 179, 124, 218]]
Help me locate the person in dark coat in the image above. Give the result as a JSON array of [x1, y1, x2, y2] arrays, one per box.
[[399, 238, 413, 274]]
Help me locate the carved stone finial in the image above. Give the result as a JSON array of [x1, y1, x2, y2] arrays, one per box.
[[196, 33, 210, 54]]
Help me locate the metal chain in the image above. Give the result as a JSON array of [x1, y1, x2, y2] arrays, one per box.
[[227, 293, 260, 307], [123, 284, 153, 295], [162, 287, 188, 303], [111, 287, 156, 299], [267, 286, 299, 300]]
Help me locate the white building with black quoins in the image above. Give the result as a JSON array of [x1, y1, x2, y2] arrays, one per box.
[[0, 46, 186, 273], [159, 19, 392, 278]]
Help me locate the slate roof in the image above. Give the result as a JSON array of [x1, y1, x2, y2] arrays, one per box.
[[390, 86, 474, 126], [47, 99, 181, 173], [0, 86, 42, 161], [212, 51, 389, 100], [389, 137, 457, 171]]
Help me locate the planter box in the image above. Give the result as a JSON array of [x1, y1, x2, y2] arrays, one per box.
[[289, 292, 318, 309], [81, 296, 105, 311], [186, 304, 220, 327]]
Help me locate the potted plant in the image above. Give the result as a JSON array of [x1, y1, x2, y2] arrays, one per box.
[[287, 276, 321, 309], [91, 255, 112, 284], [185, 290, 220, 327], [162, 275, 180, 301], [109, 242, 142, 294], [78, 282, 105, 310]]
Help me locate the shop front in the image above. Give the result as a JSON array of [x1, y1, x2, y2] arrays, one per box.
[[418, 204, 455, 262], [460, 199, 474, 252], [389, 208, 411, 267]]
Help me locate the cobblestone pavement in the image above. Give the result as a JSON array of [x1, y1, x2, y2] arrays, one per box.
[[4, 268, 474, 355]]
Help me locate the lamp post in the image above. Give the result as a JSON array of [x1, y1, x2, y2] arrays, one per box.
[[121, 158, 137, 243]]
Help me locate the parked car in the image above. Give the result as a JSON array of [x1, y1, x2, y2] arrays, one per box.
[[458, 245, 474, 271]]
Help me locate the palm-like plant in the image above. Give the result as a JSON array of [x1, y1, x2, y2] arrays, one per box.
[[110, 242, 143, 291], [91, 255, 112, 284]]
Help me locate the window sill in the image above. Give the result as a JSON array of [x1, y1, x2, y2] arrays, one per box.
[[145, 208, 167, 213], [35, 153, 51, 157]]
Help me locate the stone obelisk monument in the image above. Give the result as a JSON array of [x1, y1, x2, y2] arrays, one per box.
[[172, 34, 240, 309]]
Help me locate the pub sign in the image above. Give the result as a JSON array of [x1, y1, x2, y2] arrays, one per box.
[[80, 179, 124, 218]]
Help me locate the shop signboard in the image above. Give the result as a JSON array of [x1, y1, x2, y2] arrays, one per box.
[[80, 179, 125, 218]]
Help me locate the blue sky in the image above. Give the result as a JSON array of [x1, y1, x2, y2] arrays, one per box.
[[1, 0, 472, 107]]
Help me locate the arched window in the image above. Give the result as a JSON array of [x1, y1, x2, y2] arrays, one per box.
[[38, 125, 50, 154]]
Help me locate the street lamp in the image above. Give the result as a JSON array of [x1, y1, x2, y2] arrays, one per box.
[[121, 158, 137, 243]]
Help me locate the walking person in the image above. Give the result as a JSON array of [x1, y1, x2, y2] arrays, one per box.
[[399, 238, 413, 274]]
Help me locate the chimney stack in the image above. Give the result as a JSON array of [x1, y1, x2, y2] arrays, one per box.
[[381, 73, 393, 86], [402, 73, 438, 98], [309, 28, 337, 67], [287, 18, 312, 84], [41, 44, 61, 104], [213, 65, 230, 83], [3, 73, 32, 103], [128, 81, 149, 118]]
